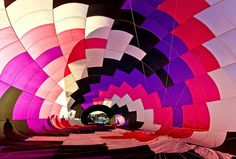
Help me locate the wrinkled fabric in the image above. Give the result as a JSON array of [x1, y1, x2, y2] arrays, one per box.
[[146, 136, 235, 159]]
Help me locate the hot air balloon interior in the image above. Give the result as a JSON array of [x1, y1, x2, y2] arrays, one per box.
[[0, 0, 236, 158]]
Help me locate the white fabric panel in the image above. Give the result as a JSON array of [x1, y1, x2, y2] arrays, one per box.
[[103, 98, 114, 107], [220, 83, 236, 99], [141, 123, 161, 132], [8, 11, 53, 38], [68, 118, 83, 126], [68, 60, 88, 80], [106, 30, 133, 52], [203, 38, 236, 67], [209, 68, 233, 98], [223, 63, 236, 82], [58, 75, 78, 94], [219, 0, 236, 26], [104, 50, 124, 60], [110, 95, 120, 104], [126, 99, 144, 112], [59, 106, 69, 118], [125, 45, 146, 60], [6, 0, 52, 38], [86, 49, 105, 68], [116, 94, 132, 107], [86, 27, 112, 39], [85, 16, 114, 38], [195, 3, 233, 36], [54, 3, 88, 21], [0, 8, 10, 29], [185, 131, 226, 148], [55, 18, 86, 34], [208, 98, 236, 131], [6, 0, 51, 22], [136, 109, 153, 123], [55, 91, 68, 106], [0, 0, 4, 8], [68, 109, 76, 119], [218, 28, 236, 56], [206, 0, 222, 5]]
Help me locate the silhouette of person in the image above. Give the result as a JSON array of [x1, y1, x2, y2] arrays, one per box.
[[4, 118, 13, 133], [3, 118, 28, 141]]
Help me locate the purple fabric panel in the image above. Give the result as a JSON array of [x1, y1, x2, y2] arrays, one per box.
[[35, 46, 62, 68], [162, 34, 188, 54], [124, 69, 145, 87], [24, 70, 48, 94], [142, 19, 169, 39], [172, 105, 183, 127], [84, 91, 101, 100], [81, 102, 93, 108], [12, 62, 45, 93], [122, 0, 154, 17], [155, 41, 179, 61], [0, 53, 33, 85], [0, 81, 10, 97], [155, 34, 188, 62], [147, 10, 179, 31], [146, 73, 164, 93], [12, 92, 34, 120], [167, 82, 192, 106], [27, 96, 44, 120], [164, 58, 193, 84], [145, 0, 163, 6], [158, 82, 192, 107]]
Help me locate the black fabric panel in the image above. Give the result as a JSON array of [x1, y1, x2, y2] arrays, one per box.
[[135, 62, 153, 77], [53, 0, 125, 18], [71, 77, 101, 108], [110, 145, 155, 159], [76, 76, 101, 88], [117, 10, 145, 26], [142, 48, 169, 72], [103, 58, 120, 70], [87, 67, 115, 76], [53, 144, 109, 158], [74, 105, 85, 118], [112, 21, 159, 52], [4, 0, 15, 7], [118, 53, 140, 73], [155, 69, 174, 87], [215, 132, 236, 156]]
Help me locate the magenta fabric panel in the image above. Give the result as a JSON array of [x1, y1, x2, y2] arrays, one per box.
[[12, 92, 34, 120], [0, 53, 33, 85]]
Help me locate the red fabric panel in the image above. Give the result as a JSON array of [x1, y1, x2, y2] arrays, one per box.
[[182, 103, 210, 131], [191, 45, 220, 72], [157, 0, 209, 24], [172, 18, 215, 50]]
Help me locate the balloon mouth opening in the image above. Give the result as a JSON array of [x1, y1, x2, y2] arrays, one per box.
[[81, 105, 115, 125]]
